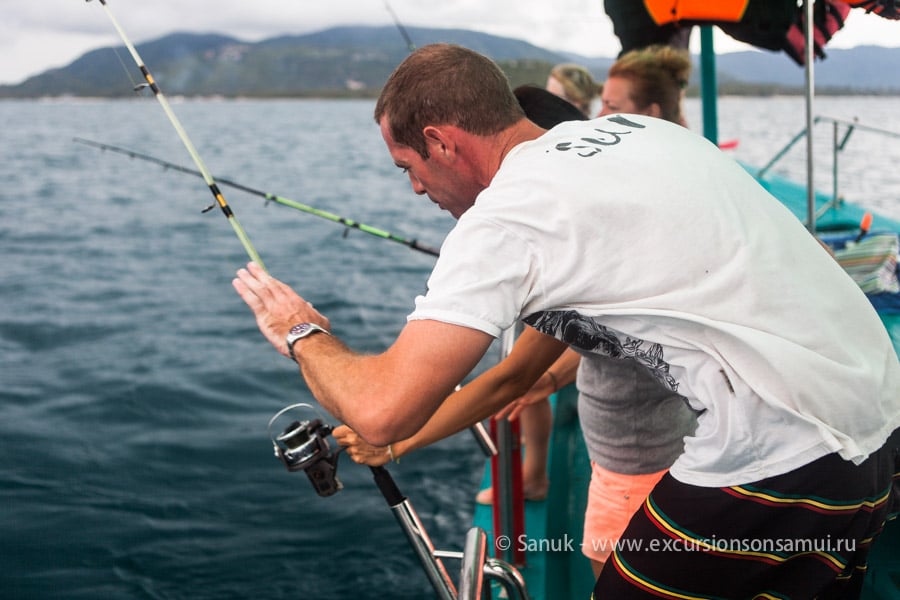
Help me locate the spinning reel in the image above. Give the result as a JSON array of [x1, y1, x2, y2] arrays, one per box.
[[268, 403, 343, 497]]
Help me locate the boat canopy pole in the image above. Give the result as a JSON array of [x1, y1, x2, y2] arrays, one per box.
[[86, 0, 266, 269], [73, 137, 441, 258], [699, 26, 719, 146], [804, 0, 817, 233]]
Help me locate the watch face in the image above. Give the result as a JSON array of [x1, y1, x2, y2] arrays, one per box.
[[290, 323, 312, 336], [286, 323, 329, 361]]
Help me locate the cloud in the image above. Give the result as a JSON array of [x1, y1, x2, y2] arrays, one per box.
[[1, 0, 897, 85]]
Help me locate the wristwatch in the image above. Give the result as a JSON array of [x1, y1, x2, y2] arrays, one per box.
[[285, 322, 331, 362]]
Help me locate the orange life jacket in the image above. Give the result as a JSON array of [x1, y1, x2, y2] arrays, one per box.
[[642, 0, 750, 26]]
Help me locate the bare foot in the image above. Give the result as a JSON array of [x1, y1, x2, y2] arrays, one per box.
[[475, 480, 549, 505]]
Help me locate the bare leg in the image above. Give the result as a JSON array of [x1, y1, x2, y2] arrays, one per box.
[[477, 399, 551, 503], [520, 398, 551, 498]]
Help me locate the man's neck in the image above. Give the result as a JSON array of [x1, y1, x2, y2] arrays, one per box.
[[473, 118, 546, 186]]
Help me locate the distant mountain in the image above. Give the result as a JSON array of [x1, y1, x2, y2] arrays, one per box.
[[4, 33, 243, 98], [0, 26, 569, 98], [0, 26, 896, 98], [714, 45, 900, 93]]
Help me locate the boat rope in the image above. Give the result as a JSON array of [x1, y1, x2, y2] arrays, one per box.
[[73, 137, 441, 258], [86, 0, 266, 270]]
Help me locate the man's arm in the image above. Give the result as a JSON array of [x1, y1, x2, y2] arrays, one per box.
[[335, 326, 568, 464], [233, 261, 494, 446]]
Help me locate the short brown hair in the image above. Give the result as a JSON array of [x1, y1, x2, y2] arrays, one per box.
[[374, 44, 525, 158]]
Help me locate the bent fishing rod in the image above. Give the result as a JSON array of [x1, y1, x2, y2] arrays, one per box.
[[74, 137, 441, 258], [383, 0, 415, 52], [87, 0, 265, 270]]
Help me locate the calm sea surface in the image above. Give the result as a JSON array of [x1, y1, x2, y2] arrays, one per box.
[[1, 96, 899, 599]]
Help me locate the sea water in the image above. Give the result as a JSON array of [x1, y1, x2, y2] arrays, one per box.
[[1, 96, 898, 599]]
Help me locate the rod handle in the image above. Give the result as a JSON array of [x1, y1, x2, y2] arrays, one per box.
[[370, 465, 406, 506]]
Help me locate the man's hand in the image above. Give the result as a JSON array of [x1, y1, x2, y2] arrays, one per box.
[[232, 261, 330, 358]]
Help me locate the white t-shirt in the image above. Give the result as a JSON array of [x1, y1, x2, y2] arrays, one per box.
[[409, 115, 900, 488]]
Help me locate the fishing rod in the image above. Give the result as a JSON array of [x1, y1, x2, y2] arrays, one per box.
[[86, 0, 484, 471], [86, 0, 266, 270], [382, 0, 416, 52], [73, 137, 441, 258]]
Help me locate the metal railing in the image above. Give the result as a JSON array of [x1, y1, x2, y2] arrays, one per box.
[[373, 463, 530, 599], [755, 115, 900, 224]]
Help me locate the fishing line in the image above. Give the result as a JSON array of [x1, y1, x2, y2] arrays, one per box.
[[73, 137, 441, 258], [87, 0, 266, 270], [110, 45, 144, 94]]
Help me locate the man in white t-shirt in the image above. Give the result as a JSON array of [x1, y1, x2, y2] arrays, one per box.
[[234, 44, 899, 598]]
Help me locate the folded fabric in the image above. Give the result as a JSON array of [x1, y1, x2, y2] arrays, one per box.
[[782, 0, 851, 65], [833, 233, 900, 294], [845, 0, 900, 19]]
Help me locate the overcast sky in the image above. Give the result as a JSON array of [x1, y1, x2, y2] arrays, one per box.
[[1, 0, 898, 85]]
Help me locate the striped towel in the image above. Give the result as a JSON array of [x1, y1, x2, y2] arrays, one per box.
[[833, 233, 900, 294]]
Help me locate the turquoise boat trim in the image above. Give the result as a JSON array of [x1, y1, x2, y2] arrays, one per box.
[[745, 163, 900, 233]]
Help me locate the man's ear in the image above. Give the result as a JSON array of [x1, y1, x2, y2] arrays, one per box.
[[647, 102, 662, 119], [423, 125, 453, 159]]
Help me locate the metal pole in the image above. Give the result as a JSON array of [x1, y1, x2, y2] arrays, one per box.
[[493, 417, 519, 565], [469, 421, 498, 458], [699, 26, 719, 146], [804, 0, 817, 233], [371, 467, 458, 599], [458, 528, 487, 600], [832, 120, 839, 210], [492, 326, 525, 566]]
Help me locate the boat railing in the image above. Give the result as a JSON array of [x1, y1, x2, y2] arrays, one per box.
[[483, 327, 528, 570], [455, 528, 488, 599], [374, 464, 531, 599], [364, 327, 529, 600], [434, 528, 531, 600], [269, 402, 527, 599], [755, 115, 900, 221]]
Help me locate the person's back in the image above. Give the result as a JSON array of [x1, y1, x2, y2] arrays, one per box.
[[426, 114, 898, 483]]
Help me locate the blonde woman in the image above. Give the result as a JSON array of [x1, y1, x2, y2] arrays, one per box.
[[545, 63, 602, 117]]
